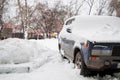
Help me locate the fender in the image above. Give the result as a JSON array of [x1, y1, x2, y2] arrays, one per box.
[[73, 40, 90, 65]]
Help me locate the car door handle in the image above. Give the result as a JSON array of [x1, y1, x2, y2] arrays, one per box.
[[63, 38, 66, 40], [66, 28, 72, 33]]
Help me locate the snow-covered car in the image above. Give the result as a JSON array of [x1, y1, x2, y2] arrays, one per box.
[[58, 16, 120, 76]]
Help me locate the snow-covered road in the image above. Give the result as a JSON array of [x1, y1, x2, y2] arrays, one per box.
[[0, 38, 120, 80]]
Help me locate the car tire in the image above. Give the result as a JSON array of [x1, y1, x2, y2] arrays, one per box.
[[75, 51, 90, 76], [59, 45, 66, 59]]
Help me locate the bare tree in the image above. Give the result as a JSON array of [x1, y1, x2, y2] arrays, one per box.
[[0, 0, 6, 39], [109, 0, 117, 16], [64, 0, 85, 18], [86, 0, 95, 15], [73, 0, 86, 15], [17, 0, 24, 37], [109, 0, 120, 17], [17, 0, 29, 39], [96, 0, 108, 15], [35, 0, 85, 36], [64, 0, 75, 18], [16, 0, 86, 38], [24, 0, 28, 39], [32, 2, 67, 37]]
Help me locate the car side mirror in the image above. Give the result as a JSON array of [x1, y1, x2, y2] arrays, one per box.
[[66, 28, 72, 33]]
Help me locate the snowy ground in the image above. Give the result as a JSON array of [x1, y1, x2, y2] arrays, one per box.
[[0, 38, 120, 80]]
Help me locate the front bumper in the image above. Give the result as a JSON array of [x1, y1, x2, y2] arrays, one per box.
[[87, 56, 120, 71]]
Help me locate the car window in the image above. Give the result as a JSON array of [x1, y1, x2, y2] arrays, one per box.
[[65, 18, 75, 25]]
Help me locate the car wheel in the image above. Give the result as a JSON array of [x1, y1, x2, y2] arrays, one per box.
[[59, 45, 66, 59], [75, 51, 90, 76], [75, 52, 81, 69]]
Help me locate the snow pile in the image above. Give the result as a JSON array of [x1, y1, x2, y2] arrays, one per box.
[[0, 38, 59, 73], [0, 38, 44, 64]]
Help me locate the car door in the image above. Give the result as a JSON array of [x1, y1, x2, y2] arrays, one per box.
[[61, 18, 75, 59]]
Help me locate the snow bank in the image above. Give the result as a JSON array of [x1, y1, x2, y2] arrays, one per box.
[[0, 38, 58, 73], [0, 38, 39, 64], [0, 38, 58, 64]]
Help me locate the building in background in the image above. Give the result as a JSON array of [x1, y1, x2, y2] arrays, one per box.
[[28, 28, 45, 39], [1, 23, 24, 39], [1, 22, 62, 39], [1, 23, 14, 39]]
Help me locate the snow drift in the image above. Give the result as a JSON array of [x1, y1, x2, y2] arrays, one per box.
[[0, 38, 58, 73], [0, 38, 40, 64], [0, 38, 59, 64]]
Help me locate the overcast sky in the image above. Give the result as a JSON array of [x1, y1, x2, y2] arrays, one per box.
[[31, 0, 71, 8]]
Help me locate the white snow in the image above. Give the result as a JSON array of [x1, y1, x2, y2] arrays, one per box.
[[0, 38, 119, 80], [70, 16, 120, 42], [0, 38, 44, 64]]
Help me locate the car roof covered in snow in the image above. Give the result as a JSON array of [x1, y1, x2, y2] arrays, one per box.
[[66, 16, 120, 42]]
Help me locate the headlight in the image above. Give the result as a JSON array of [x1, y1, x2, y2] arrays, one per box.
[[91, 45, 112, 56]]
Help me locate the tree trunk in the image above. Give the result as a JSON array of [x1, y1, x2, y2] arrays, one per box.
[[116, 8, 120, 17], [0, 16, 4, 39], [24, 0, 28, 39], [0, 0, 6, 39]]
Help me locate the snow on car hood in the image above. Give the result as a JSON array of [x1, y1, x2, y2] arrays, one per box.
[[72, 16, 120, 42]]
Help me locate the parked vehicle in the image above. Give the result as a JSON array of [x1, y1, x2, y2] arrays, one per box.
[[58, 16, 120, 76]]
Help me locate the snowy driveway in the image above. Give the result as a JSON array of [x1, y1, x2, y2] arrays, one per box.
[[0, 39, 120, 80]]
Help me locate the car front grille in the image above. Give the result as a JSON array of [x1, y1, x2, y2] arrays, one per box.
[[112, 46, 120, 56]]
